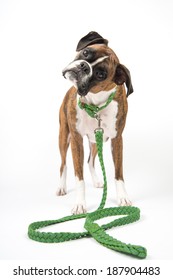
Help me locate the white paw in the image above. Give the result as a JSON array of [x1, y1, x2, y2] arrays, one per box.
[[57, 166, 67, 196], [116, 179, 132, 206], [56, 188, 67, 196], [94, 181, 103, 188], [71, 204, 87, 215], [118, 197, 132, 206], [72, 178, 86, 214], [88, 161, 103, 188]]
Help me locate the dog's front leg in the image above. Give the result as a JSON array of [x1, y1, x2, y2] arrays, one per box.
[[111, 136, 132, 206], [70, 131, 86, 214]]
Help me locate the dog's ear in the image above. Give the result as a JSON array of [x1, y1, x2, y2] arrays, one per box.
[[76, 31, 108, 51], [114, 64, 133, 97]]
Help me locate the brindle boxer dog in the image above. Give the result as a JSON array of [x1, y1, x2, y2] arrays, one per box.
[[56, 31, 133, 214]]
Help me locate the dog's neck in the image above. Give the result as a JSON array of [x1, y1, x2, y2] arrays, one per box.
[[80, 86, 117, 106]]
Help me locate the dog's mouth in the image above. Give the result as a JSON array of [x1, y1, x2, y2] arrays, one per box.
[[77, 82, 89, 96], [62, 69, 90, 96], [63, 69, 78, 81]]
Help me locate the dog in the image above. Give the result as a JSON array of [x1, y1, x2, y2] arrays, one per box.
[[56, 31, 133, 214]]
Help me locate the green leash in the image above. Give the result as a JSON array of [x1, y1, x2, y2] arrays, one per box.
[[78, 90, 116, 118], [28, 90, 147, 259]]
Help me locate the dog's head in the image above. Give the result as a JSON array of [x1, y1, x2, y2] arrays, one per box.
[[62, 31, 133, 97]]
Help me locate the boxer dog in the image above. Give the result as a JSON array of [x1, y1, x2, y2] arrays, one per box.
[[56, 31, 133, 214]]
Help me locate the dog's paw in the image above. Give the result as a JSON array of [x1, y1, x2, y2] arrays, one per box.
[[116, 179, 132, 206], [56, 188, 67, 196], [94, 181, 103, 188], [118, 197, 132, 206], [71, 204, 87, 215]]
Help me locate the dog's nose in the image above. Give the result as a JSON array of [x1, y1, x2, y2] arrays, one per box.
[[78, 61, 90, 75]]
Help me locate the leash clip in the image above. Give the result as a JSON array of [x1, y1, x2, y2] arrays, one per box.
[[94, 114, 104, 134]]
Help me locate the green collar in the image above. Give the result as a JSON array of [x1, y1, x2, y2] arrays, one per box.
[[78, 89, 117, 118]]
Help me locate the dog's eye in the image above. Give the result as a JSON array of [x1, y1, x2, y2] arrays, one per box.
[[95, 69, 107, 81], [83, 49, 89, 57]]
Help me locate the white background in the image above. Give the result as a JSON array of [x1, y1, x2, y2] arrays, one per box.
[[0, 0, 173, 269]]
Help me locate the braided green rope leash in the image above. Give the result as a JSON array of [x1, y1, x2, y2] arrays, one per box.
[[28, 90, 147, 259], [78, 90, 116, 118]]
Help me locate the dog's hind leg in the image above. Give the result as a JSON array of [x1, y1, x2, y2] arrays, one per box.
[[56, 111, 70, 196], [111, 136, 132, 206], [88, 142, 103, 188]]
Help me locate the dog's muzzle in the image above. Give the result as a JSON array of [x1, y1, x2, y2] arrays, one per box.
[[62, 60, 92, 96]]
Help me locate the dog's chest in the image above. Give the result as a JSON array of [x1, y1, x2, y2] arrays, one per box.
[[76, 93, 118, 143]]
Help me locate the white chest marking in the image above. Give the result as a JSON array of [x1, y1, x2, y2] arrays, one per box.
[[76, 89, 118, 143]]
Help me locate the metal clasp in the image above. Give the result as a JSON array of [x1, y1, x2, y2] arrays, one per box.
[[94, 114, 104, 133]]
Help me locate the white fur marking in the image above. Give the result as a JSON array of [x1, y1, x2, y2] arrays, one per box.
[[115, 180, 132, 206], [76, 88, 118, 143], [71, 177, 86, 214], [56, 166, 67, 196], [91, 56, 109, 66]]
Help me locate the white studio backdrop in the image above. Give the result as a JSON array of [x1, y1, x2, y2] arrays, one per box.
[[0, 0, 173, 263]]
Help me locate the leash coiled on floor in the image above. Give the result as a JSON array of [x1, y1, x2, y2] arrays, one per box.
[[28, 91, 147, 259]]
